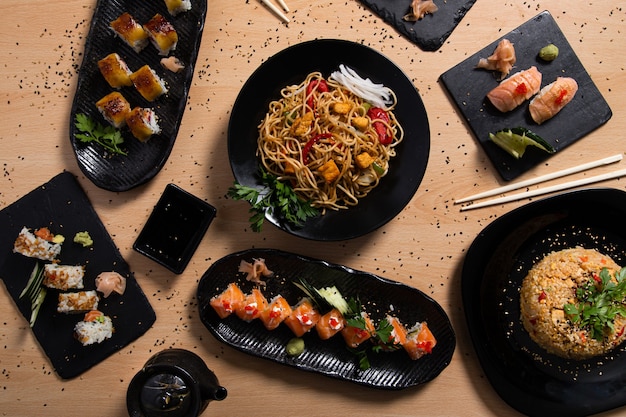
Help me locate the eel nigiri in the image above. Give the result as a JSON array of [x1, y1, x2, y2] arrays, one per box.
[[486, 66, 542, 112], [529, 77, 578, 124], [210, 283, 245, 319], [284, 298, 320, 337], [236, 288, 269, 322], [260, 295, 292, 331], [316, 308, 345, 340], [403, 321, 437, 360]]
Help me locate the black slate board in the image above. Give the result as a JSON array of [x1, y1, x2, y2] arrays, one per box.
[[197, 248, 456, 389], [359, 0, 476, 51], [0, 172, 156, 379], [70, 0, 207, 192], [440, 11, 612, 181]]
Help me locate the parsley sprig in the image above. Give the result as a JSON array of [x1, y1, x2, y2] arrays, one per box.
[[74, 113, 127, 156], [227, 168, 319, 232], [564, 267, 626, 341]]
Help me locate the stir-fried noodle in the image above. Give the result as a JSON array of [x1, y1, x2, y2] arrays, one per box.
[[257, 67, 403, 213]]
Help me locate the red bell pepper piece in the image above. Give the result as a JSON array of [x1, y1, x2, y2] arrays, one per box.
[[302, 133, 332, 164], [367, 107, 392, 145], [306, 80, 329, 110]]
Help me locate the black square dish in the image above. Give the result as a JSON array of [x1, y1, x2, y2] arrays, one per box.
[[440, 11, 612, 181], [134, 184, 216, 274]]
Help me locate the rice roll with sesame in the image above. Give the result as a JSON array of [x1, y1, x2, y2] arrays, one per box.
[[284, 298, 320, 337], [74, 310, 114, 346], [260, 295, 292, 331], [57, 290, 99, 313], [13, 227, 62, 261], [210, 283, 246, 319], [164, 0, 192, 16], [235, 288, 268, 322], [97, 53, 132, 89], [43, 264, 85, 290], [130, 65, 168, 102], [96, 91, 131, 128], [144, 14, 178, 56], [110, 12, 149, 53], [126, 107, 161, 142]]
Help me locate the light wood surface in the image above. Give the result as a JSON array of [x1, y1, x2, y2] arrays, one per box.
[[1, 0, 625, 416]]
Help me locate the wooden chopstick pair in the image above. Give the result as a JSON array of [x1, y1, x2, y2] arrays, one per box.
[[456, 153, 626, 211], [260, 0, 290, 23]]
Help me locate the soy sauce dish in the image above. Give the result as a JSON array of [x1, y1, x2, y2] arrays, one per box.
[[134, 184, 216, 274]]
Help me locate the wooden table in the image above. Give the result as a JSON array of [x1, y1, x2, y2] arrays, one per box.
[[1, 0, 625, 415]]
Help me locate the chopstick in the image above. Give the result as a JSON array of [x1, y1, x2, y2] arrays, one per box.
[[459, 167, 626, 211], [455, 153, 624, 204], [260, 0, 290, 23], [276, 0, 289, 12]]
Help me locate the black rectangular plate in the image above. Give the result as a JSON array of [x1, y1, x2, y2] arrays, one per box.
[[0, 172, 156, 379], [69, 0, 207, 192], [359, 0, 476, 51], [440, 11, 612, 181]]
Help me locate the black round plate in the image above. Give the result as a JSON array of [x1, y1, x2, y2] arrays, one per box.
[[197, 248, 455, 389], [227, 39, 430, 241], [462, 188, 626, 417]]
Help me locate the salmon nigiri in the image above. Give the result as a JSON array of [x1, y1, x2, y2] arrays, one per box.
[[235, 288, 268, 322], [316, 308, 345, 340], [403, 321, 437, 360], [341, 312, 375, 348], [210, 283, 245, 319], [260, 295, 292, 330], [486, 66, 542, 112], [284, 298, 320, 337], [529, 77, 578, 124]]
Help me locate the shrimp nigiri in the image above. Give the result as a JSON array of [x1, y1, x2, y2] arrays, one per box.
[[403, 321, 437, 360], [210, 283, 245, 319], [529, 77, 578, 124], [486, 66, 542, 112], [284, 298, 320, 337]]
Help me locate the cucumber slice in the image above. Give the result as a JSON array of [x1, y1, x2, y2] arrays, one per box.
[[19, 263, 44, 300], [29, 287, 47, 327], [489, 127, 555, 159]]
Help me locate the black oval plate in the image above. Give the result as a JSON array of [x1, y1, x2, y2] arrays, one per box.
[[197, 248, 455, 390], [0, 172, 156, 379], [462, 188, 626, 417], [227, 39, 430, 241], [69, 0, 207, 192]]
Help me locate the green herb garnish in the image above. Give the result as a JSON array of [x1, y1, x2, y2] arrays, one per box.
[[489, 127, 555, 159], [227, 168, 319, 232], [564, 267, 626, 341], [74, 113, 127, 156]]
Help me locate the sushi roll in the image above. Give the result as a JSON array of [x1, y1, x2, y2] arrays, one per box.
[[260, 295, 292, 331], [13, 227, 62, 261], [529, 77, 578, 124], [235, 288, 268, 322], [315, 308, 345, 340], [341, 311, 375, 348], [74, 310, 114, 346], [109, 12, 149, 53], [126, 107, 161, 142], [130, 65, 168, 102], [210, 283, 245, 319], [144, 14, 178, 56], [43, 264, 85, 290], [57, 290, 99, 313], [96, 91, 131, 128], [381, 315, 408, 349], [97, 53, 133, 89], [486, 66, 542, 112], [164, 0, 192, 16], [403, 321, 437, 360], [284, 298, 320, 337]]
